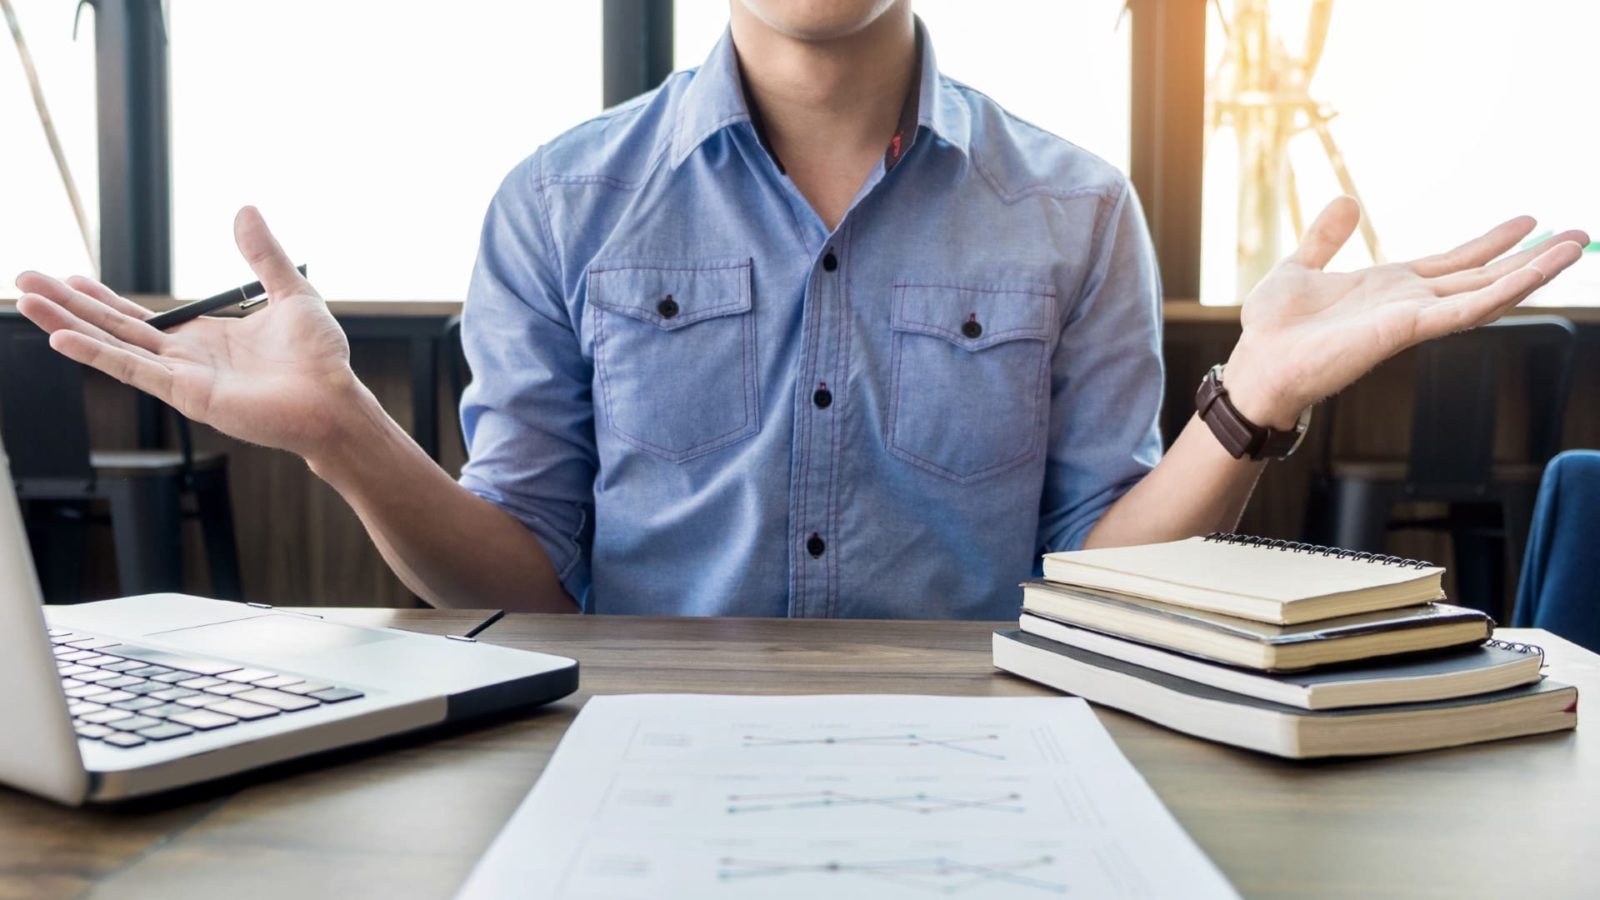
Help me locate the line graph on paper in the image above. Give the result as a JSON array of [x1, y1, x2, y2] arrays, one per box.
[[739, 732, 1007, 761], [725, 789, 1026, 816], [715, 854, 1069, 895]]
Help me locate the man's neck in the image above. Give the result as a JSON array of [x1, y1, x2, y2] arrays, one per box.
[[729, 2, 917, 231]]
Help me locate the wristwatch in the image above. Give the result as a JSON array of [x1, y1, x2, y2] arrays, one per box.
[[1195, 364, 1311, 461]]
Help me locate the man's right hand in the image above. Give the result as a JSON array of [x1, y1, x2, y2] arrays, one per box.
[[15, 207, 360, 461]]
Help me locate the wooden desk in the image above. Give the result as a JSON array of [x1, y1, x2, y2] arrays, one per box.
[[1, 614, 1594, 899]]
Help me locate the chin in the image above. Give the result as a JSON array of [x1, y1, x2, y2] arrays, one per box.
[[736, 0, 904, 41]]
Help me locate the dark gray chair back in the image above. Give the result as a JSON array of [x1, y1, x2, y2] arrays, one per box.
[[0, 313, 94, 484], [1406, 316, 1576, 488]]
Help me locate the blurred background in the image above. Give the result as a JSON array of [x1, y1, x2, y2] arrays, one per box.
[[2, 1, 1595, 617]]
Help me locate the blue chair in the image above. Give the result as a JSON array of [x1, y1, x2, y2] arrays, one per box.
[[1513, 450, 1600, 652]]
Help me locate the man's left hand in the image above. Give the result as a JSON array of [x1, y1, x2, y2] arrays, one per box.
[[1220, 196, 1588, 429]]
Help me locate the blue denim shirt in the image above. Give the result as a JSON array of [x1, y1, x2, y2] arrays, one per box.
[[458, 24, 1163, 618]]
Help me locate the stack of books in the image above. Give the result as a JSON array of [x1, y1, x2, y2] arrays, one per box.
[[993, 533, 1579, 758]]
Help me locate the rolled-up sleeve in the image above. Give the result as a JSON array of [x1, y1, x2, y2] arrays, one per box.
[[1036, 180, 1165, 554], [457, 150, 596, 603]]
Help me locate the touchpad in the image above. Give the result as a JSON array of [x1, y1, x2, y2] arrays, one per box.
[[146, 614, 401, 659]]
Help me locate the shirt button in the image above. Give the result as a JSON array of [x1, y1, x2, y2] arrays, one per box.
[[821, 250, 838, 272], [813, 386, 832, 409], [657, 295, 679, 319], [962, 318, 983, 339], [806, 533, 826, 558]]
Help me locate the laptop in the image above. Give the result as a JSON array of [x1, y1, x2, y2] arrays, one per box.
[[0, 442, 578, 806]]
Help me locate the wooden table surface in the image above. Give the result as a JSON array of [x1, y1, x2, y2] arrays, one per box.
[[1, 613, 1595, 900]]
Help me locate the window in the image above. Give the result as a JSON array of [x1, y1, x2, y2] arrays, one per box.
[[0, 0, 98, 297], [168, 1, 602, 300], [674, 0, 1132, 173], [1201, 0, 1600, 305]]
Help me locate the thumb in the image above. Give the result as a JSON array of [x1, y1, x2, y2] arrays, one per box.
[[1294, 196, 1361, 270], [233, 206, 313, 300]]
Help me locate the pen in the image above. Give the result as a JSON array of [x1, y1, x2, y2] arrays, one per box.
[[145, 264, 307, 331], [447, 610, 507, 642], [463, 610, 506, 639]]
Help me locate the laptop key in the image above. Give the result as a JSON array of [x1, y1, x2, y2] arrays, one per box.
[[127, 665, 175, 678], [80, 708, 134, 724], [94, 691, 137, 704], [205, 699, 278, 720], [280, 682, 331, 696], [203, 683, 253, 696], [55, 649, 95, 661], [111, 697, 164, 712], [144, 703, 196, 718], [102, 660, 147, 673], [309, 687, 364, 704], [59, 679, 85, 691], [74, 670, 117, 683], [136, 723, 194, 741], [75, 723, 113, 739], [177, 694, 228, 708], [218, 668, 276, 684], [152, 671, 192, 684], [235, 688, 320, 712], [68, 702, 107, 717], [177, 676, 225, 690], [253, 675, 304, 690], [65, 684, 114, 699], [151, 687, 199, 701], [124, 683, 168, 696], [102, 732, 146, 748], [99, 676, 146, 689], [57, 664, 94, 678], [168, 710, 239, 730], [79, 655, 125, 667], [107, 715, 163, 732]]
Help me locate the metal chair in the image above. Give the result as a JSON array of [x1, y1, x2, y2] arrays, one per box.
[[1304, 316, 1578, 615], [0, 313, 242, 602]]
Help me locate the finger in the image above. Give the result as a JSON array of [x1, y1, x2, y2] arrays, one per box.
[[1430, 228, 1591, 296], [234, 206, 313, 300], [16, 293, 164, 362], [1294, 196, 1361, 270], [64, 274, 156, 321], [1413, 241, 1584, 340], [14, 271, 168, 352], [1409, 215, 1537, 278], [48, 330, 176, 401]]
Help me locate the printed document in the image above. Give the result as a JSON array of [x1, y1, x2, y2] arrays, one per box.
[[457, 694, 1236, 898]]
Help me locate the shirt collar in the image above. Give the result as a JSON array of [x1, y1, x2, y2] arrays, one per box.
[[668, 16, 969, 171]]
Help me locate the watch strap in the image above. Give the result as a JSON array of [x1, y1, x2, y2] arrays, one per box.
[[1196, 365, 1304, 461]]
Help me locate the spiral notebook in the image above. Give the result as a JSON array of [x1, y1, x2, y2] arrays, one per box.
[[1041, 533, 1446, 625]]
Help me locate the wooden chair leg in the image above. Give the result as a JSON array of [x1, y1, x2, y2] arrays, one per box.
[[102, 475, 184, 595], [192, 467, 244, 601]]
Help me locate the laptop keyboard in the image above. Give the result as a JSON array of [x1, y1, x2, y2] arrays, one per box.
[[48, 628, 365, 749]]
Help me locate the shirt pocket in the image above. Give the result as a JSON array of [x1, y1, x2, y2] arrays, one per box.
[[887, 282, 1055, 483], [588, 258, 758, 462]]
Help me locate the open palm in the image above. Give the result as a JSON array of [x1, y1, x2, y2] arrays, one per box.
[[1224, 197, 1588, 424], [14, 208, 358, 459]]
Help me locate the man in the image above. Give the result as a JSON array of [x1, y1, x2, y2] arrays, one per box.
[[13, 1, 1586, 618]]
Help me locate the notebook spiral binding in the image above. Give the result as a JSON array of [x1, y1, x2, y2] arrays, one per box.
[[1202, 532, 1434, 569], [1484, 637, 1546, 661]]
